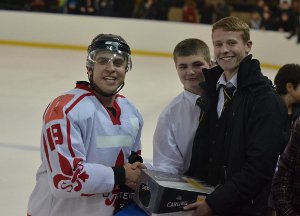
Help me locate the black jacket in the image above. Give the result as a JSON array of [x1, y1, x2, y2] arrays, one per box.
[[187, 55, 287, 215]]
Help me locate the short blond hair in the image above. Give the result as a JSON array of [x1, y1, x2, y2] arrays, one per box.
[[212, 16, 250, 43]]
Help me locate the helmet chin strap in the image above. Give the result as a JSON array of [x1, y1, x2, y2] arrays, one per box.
[[88, 70, 125, 97]]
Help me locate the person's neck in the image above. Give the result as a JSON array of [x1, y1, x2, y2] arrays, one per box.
[[185, 87, 203, 96], [94, 91, 115, 107], [224, 70, 238, 82]]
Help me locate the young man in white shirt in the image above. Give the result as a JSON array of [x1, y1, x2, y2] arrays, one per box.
[[152, 38, 211, 174]]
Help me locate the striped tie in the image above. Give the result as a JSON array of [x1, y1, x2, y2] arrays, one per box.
[[222, 84, 236, 113], [196, 97, 206, 122]]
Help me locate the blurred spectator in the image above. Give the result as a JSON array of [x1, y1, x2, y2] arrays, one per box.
[[56, 0, 68, 13], [115, 0, 134, 18], [215, 0, 232, 21], [66, 0, 79, 14], [286, 0, 300, 43], [182, 0, 198, 23], [133, 0, 157, 19], [26, 0, 46, 11], [78, 0, 96, 15], [272, 63, 300, 216], [95, 0, 115, 16], [291, 0, 300, 15], [156, 0, 172, 21], [197, 0, 215, 24], [260, 10, 278, 31], [25, 0, 59, 12], [172, 0, 184, 7], [276, 0, 292, 19], [249, 10, 262, 29], [286, 19, 300, 44], [277, 11, 295, 32], [0, 0, 25, 10], [274, 63, 300, 143], [253, 0, 266, 17], [278, 0, 291, 11], [132, 0, 143, 18]]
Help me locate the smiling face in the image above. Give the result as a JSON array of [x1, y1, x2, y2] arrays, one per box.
[[87, 51, 126, 97], [212, 28, 252, 76], [176, 54, 210, 94]]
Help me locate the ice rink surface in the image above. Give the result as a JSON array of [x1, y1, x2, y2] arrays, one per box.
[[0, 45, 278, 215]]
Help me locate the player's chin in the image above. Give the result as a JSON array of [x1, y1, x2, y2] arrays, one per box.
[[100, 85, 118, 94]]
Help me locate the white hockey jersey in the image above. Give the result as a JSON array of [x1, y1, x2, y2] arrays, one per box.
[[27, 82, 143, 216]]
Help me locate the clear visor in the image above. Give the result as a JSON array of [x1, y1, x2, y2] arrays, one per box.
[[87, 49, 131, 70]]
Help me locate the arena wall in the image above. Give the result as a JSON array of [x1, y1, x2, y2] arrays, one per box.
[[0, 10, 299, 69]]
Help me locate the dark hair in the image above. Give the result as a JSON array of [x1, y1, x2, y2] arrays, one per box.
[[274, 63, 300, 95], [173, 38, 211, 64]]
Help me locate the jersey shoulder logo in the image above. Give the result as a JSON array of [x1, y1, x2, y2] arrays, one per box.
[[44, 94, 75, 124]]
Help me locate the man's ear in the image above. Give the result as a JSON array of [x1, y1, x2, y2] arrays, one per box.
[[286, 82, 294, 92], [86, 67, 93, 75], [245, 40, 252, 54]]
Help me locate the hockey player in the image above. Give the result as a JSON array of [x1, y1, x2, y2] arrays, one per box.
[[27, 34, 144, 216]]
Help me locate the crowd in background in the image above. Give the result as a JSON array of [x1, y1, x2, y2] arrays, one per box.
[[0, 0, 299, 42]]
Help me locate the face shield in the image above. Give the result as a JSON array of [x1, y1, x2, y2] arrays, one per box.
[[86, 40, 132, 72], [87, 50, 131, 71]]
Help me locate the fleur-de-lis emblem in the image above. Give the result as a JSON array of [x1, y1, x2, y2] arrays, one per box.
[[53, 153, 89, 192]]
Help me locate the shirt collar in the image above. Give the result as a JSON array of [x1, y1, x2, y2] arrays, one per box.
[[183, 90, 201, 106], [216, 73, 238, 90]]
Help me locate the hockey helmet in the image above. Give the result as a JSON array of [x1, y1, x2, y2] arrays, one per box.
[[86, 34, 132, 72]]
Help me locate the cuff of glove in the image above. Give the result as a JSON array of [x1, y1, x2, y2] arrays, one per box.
[[112, 166, 125, 186]]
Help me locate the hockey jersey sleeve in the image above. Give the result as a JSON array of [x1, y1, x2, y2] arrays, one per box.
[[41, 94, 115, 198]]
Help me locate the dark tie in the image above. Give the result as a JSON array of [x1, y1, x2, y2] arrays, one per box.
[[222, 84, 236, 113], [196, 97, 206, 122]]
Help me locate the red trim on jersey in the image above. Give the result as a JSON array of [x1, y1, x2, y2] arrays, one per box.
[[115, 94, 125, 98], [76, 83, 93, 92], [43, 103, 51, 120], [81, 193, 95, 197], [112, 100, 121, 124], [115, 150, 125, 166], [66, 117, 75, 157], [103, 100, 121, 125], [64, 93, 93, 158], [43, 134, 53, 172], [65, 93, 93, 114], [75, 84, 125, 125]]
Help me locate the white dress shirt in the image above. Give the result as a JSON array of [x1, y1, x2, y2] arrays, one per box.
[[152, 90, 202, 174]]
